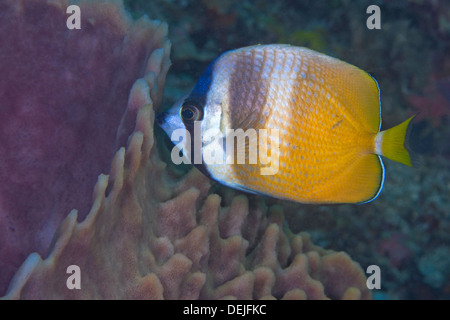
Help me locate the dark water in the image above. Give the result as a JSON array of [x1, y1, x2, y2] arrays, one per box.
[[126, 0, 450, 299]]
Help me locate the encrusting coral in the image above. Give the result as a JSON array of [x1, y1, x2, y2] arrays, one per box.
[[1, 0, 371, 299]]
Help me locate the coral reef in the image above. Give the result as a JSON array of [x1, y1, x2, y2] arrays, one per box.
[[123, 0, 450, 299], [1, 0, 370, 300], [3, 117, 371, 298], [3, 0, 448, 300]]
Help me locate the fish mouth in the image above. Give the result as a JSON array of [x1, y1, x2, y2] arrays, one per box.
[[156, 112, 168, 126]]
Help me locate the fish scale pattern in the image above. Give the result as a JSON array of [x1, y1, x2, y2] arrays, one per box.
[[204, 45, 382, 204]]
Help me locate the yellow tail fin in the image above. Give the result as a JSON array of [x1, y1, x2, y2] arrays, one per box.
[[376, 116, 415, 166]]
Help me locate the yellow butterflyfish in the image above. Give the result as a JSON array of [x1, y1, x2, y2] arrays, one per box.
[[158, 44, 414, 204]]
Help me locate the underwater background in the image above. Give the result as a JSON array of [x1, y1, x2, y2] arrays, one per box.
[[0, 0, 448, 300], [125, 0, 450, 299]]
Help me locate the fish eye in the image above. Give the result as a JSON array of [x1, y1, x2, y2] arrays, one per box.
[[180, 104, 201, 121]]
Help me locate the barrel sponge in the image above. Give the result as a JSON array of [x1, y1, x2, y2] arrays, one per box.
[[0, 0, 370, 299], [0, 0, 170, 294]]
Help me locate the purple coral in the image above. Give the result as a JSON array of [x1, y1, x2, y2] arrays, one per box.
[[0, 0, 170, 293]]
